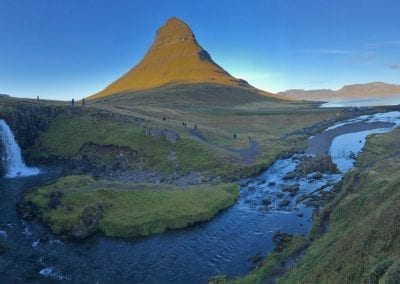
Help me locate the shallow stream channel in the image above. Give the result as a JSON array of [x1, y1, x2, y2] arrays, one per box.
[[1, 111, 400, 283]]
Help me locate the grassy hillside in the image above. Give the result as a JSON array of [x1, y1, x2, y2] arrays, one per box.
[[1, 92, 386, 184], [23, 84, 351, 182], [279, 128, 400, 283], [19, 175, 239, 238], [217, 128, 400, 284], [32, 112, 237, 176], [30, 110, 274, 180]]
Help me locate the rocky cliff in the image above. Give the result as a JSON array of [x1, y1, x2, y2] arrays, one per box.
[[0, 100, 73, 150]]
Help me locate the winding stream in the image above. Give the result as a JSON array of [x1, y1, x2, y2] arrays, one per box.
[[0, 111, 399, 283]]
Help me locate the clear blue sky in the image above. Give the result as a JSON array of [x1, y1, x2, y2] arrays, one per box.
[[1, 0, 399, 99]]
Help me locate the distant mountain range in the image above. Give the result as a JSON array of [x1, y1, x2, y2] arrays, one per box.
[[278, 82, 400, 101], [89, 17, 274, 102]]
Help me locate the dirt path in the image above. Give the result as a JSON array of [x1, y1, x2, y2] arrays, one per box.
[[225, 139, 258, 164], [189, 128, 258, 164]]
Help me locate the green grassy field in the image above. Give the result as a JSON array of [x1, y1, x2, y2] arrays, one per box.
[[20, 175, 239, 238]]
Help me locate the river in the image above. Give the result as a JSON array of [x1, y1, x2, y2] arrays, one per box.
[[0, 111, 399, 283]]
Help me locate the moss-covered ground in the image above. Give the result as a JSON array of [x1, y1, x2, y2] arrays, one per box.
[[21, 175, 239, 238]]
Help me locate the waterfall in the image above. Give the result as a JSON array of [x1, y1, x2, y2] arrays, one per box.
[[0, 119, 39, 178]]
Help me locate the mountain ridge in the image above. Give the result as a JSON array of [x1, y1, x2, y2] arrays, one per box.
[[279, 82, 400, 101]]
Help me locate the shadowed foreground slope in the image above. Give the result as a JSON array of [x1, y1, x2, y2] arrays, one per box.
[[280, 129, 400, 283]]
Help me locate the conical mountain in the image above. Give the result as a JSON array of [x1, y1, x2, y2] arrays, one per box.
[[89, 17, 272, 100]]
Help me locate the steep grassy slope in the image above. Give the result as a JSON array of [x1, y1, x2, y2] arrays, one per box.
[[90, 18, 265, 99], [19, 175, 239, 238], [92, 83, 270, 107], [279, 128, 400, 283]]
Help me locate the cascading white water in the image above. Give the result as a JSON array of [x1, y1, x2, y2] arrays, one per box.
[[0, 119, 39, 178]]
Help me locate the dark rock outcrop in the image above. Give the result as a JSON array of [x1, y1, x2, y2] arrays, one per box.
[[0, 102, 66, 151], [17, 198, 39, 220], [282, 184, 300, 196], [272, 231, 294, 252], [70, 204, 104, 239], [48, 190, 63, 209], [79, 142, 139, 171], [284, 155, 339, 180], [144, 127, 179, 143], [262, 197, 272, 206], [279, 199, 290, 208]]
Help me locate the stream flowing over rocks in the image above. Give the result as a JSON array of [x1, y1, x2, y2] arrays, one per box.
[[0, 119, 39, 178], [0, 111, 399, 283]]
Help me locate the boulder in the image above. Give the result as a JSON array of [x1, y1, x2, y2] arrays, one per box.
[[262, 197, 272, 206], [279, 199, 290, 208], [47, 190, 63, 209], [17, 199, 38, 220], [282, 184, 300, 196], [70, 203, 104, 239], [276, 192, 285, 198], [284, 154, 339, 180]]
